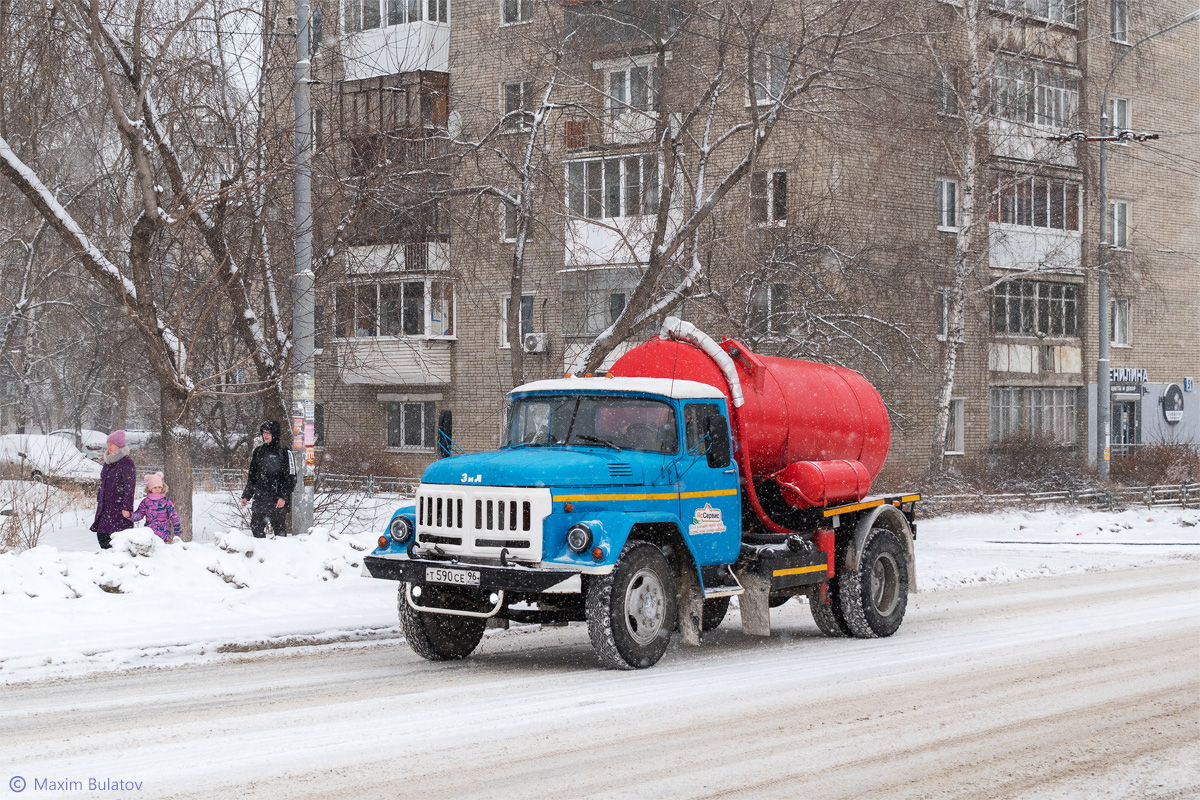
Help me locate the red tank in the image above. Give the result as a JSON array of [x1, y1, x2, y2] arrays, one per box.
[[611, 327, 890, 521]]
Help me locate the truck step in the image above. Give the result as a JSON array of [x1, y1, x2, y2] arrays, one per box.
[[701, 565, 745, 599]]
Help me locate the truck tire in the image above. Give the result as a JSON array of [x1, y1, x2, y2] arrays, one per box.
[[398, 584, 487, 661], [809, 582, 851, 637], [701, 596, 730, 631], [837, 528, 909, 638], [586, 540, 677, 669]]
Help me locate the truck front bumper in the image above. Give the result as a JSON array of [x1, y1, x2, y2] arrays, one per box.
[[364, 554, 580, 593]]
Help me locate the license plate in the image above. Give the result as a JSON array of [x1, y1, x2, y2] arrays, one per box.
[[426, 567, 480, 587]]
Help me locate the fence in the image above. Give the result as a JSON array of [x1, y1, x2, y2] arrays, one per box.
[[921, 482, 1200, 516], [137, 465, 419, 497]]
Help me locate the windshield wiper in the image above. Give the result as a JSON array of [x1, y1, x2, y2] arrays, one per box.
[[576, 434, 622, 452]]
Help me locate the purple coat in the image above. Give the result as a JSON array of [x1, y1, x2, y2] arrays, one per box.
[[92, 455, 136, 535]]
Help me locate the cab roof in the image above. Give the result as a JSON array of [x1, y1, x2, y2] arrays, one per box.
[[510, 376, 726, 401]]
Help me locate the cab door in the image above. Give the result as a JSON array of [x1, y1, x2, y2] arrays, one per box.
[[677, 401, 741, 565]]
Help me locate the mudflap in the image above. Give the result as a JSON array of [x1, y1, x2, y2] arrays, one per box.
[[676, 560, 704, 646], [733, 567, 772, 637]]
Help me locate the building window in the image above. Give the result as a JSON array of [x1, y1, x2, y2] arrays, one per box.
[[502, 81, 535, 131], [936, 178, 959, 230], [385, 401, 436, 449], [428, 0, 448, 23], [561, 267, 639, 337], [988, 0, 1076, 26], [945, 398, 965, 455], [314, 404, 325, 448], [501, 294, 535, 348], [992, 280, 1078, 337], [567, 155, 659, 219], [750, 171, 787, 225], [1109, 97, 1130, 137], [1109, 200, 1130, 249], [935, 69, 959, 116], [1110, 0, 1129, 43], [502, 0, 532, 24], [752, 44, 787, 104], [609, 65, 658, 118], [749, 283, 788, 334], [989, 387, 1078, 444], [335, 280, 455, 339], [989, 173, 1080, 232], [1110, 298, 1131, 346], [991, 60, 1078, 129], [501, 202, 520, 242], [347, 0, 445, 31]]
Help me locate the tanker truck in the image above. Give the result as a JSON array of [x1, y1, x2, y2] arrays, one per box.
[[364, 318, 920, 669]]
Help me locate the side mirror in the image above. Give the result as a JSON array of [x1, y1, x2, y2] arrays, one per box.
[[704, 416, 731, 469]]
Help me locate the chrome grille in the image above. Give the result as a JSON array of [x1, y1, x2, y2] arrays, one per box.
[[415, 485, 552, 563]]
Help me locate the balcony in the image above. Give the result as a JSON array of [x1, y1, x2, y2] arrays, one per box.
[[347, 242, 450, 274], [337, 338, 452, 386], [989, 343, 1082, 374], [343, 23, 449, 81], [988, 223, 1081, 273], [989, 119, 1076, 168]]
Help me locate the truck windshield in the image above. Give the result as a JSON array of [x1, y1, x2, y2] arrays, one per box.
[[507, 395, 679, 455]]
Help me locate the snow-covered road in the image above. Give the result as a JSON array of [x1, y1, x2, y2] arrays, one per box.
[[3, 562, 1197, 799]]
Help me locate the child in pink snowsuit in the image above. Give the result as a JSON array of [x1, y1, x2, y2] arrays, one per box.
[[124, 472, 182, 543]]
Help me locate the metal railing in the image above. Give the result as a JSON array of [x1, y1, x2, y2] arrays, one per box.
[[921, 482, 1200, 516]]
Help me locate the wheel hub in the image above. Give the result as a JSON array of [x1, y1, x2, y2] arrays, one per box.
[[869, 551, 900, 616], [624, 569, 666, 644]]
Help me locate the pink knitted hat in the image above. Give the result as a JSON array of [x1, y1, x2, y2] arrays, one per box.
[[145, 472, 164, 492], [107, 430, 127, 448]]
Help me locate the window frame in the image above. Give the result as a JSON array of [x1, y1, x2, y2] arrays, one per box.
[[501, 80, 535, 132], [560, 266, 640, 338], [936, 177, 959, 231], [1110, 0, 1129, 44], [608, 63, 659, 120], [944, 397, 965, 455], [749, 282, 789, 335], [334, 278, 457, 340], [936, 287, 949, 341], [1110, 297, 1131, 347], [1109, 200, 1130, 249], [989, 172, 1081, 233], [500, 0, 532, 26], [1109, 97, 1130, 139], [989, 386, 1078, 444], [992, 280, 1079, 338], [384, 400, 437, 451], [566, 154, 660, 220], [750, 170, 788, 226], [500, 293, 536, 349]]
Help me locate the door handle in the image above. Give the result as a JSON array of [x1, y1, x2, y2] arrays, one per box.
[[723, 469, 737, 474]]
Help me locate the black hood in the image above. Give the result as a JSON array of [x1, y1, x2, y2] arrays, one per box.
[[260, 420, 282, 441]]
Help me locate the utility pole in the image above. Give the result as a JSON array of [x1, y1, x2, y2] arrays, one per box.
[[292, 0, 315, 534]]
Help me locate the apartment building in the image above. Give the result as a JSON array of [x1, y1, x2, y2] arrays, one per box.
[[300, 0, 1199, 480]]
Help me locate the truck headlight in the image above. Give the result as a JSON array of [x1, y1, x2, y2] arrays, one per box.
[[389, 516, 413, 544], [566, 523, 593, 553]]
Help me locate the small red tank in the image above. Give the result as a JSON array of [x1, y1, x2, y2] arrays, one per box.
[[611, 326, 890, 521]]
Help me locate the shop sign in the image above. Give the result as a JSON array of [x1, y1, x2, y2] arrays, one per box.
[[1162, 384, 1184, 425], [1110, 367, 1148, 383]]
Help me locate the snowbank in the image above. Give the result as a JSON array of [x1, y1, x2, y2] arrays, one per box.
[[0, 527, 398, 681], [0, 501, 1195, 684]]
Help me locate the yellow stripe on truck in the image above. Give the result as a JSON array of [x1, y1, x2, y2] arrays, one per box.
[[553, 488, 739, 503], [772, 564, 829, 577], [822, 498, 885, 518]]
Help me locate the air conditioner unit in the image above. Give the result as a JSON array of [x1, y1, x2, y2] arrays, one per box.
[[522, 332, 547, 354]]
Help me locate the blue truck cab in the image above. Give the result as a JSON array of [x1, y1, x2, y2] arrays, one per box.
[[364, 376, 917, 669]]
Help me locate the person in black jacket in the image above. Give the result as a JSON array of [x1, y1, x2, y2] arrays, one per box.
[[241, 420, 296, 538]]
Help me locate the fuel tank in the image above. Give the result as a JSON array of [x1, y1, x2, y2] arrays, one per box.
[[611, 333, 890, 510]]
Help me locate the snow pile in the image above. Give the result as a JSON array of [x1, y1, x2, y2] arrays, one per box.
[[0, 527, 397, 681]]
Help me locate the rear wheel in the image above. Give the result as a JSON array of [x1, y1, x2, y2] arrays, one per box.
[[586, 541, 677, 669], [809, 581, 852, 636], [398, 584, 487, 661], [838, 528, 909, 638]]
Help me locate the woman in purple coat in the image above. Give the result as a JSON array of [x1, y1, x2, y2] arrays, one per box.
[[91, 430, 136, 549]]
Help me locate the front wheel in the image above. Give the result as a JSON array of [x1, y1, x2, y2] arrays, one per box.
[[837, 528, 909, 638], [398, 584, 487, 661], [586, 541, 678, 669]]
